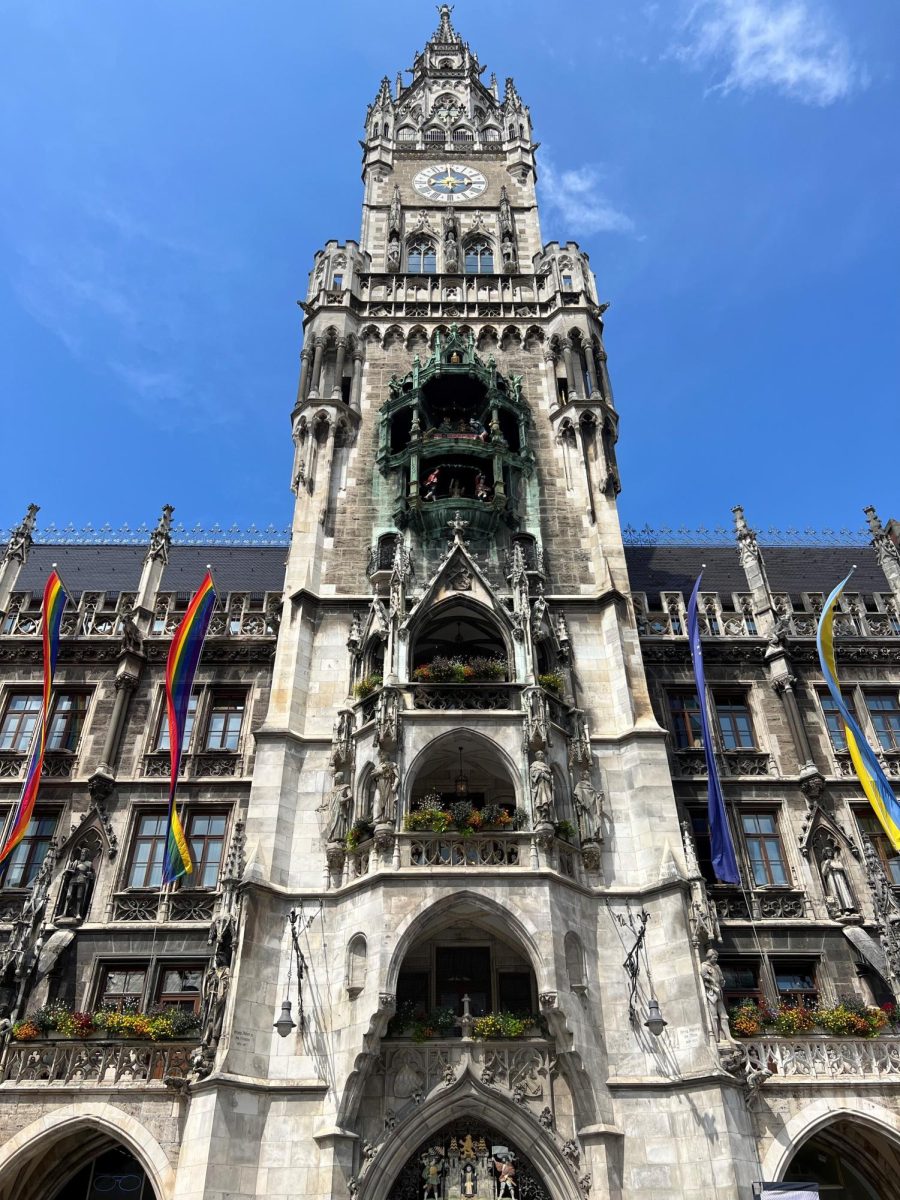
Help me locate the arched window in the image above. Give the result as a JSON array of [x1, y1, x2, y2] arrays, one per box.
[[346, 933, 367, 998], [407, 240, 436, 274], [481, 126, 500, 142], [452, 127, 473, 143], [464, 240, 494, 274], [398, 126, 416, 141], [565, 932, 587, 994], [424, 127, 445, 143]]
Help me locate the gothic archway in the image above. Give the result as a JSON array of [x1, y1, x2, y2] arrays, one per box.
[[780, 1115, 900, 1197], [386, 1119, 551, 1200]]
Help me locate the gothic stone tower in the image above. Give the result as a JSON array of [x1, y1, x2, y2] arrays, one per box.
[[175, 10, 759, 1199]]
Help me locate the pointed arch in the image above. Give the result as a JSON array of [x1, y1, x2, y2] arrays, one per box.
[[761, 1097, 900, 1184], [476, 324, 498, 351], [383, 324, 405, 350], [406, 323, 429, 352], [500, 325, 521, 351], [360, 323, 382, 346], [0, 1103, 175, 1200]]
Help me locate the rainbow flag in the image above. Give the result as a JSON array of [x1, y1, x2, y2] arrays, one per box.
[[163, 571, 217, 882], [817, 572, 900, 851], [0, 571, 68, 864]]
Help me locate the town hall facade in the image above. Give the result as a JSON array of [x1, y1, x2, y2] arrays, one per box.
[[2, 9, 900, 1199]]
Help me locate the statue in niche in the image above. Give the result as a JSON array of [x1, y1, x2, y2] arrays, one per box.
[[326, 771, 353, 843], [200, 948, 231, 1048], [820, 842, 858, 916], [529, 751, 555, 825], [461, 1163, 478, 1197], [57, 847, 95, 922], [387, 231, 401, 271], [700, 949, 732, 1043], [573, 770, 603, 844], [422, 1149, 445, 1200], [493, 1154, 517, 1199], [373, 752, 400, 825]]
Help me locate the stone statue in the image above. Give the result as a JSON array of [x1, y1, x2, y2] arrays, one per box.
[[387, 231, 401, 271], [821, 843, 858, 916], [58, 847, 95, 921], [373, 752, 400, 825], [326, 771, 353, 843], [493, 1155, 517, 1199], [700, 949, 731, 1042], [530, 751, 555, 825], [422, 1149, 444, 1200], [120, 610, 143, 655], [201, 949, 231, 1048], [573, 770, 603, 843]]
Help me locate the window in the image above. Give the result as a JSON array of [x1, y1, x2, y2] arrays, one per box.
[[452, 127, 473, 142], [396, 970, 429, 1017], [126, 813, 168, 889], [820, 692, 854, 752], [720, 959, 763, 1007], [407, 239, 436, 274], [435, 946, 491, 1016], [865, 692, 900, 751], [464, 240, 494, 274], [154, 691, 198, 753], [424, 128, 445, 143], [46, 692, 88, 752], [0, 692, 41, 752], [204, 692, 245, 752], [741, 812, 788, 887], [187, 812, 228, 888], [1, 691, 87, 754], [714, 692, 755, 750], [561, 274, 574, 290], [856, 812, 900, 886], [772, 958, 818, 1007], [498, 971, 532, 1012], [668, 691, 702, 750], [332, 273, 343, 290], [155, 963, 204, 1012], [687, 809, 718, 886], [97, 964, 147, 1011], [398, 126, 416, 141], [481, 126, 500, 142], [0, 812, 57, 888]]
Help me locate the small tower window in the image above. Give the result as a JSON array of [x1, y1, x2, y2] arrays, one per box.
[[408, 240, 437, 274], [482, 126, 500, 142], [425, 128, 445, 143], [398, 126, 416, 140], [452, 127, 473, 143], [464, 240, 494, 274], [332, 274, 343, 290], [562, 274, 574, 291]]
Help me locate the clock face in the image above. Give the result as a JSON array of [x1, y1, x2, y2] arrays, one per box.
[[413, 164, 487, 203]]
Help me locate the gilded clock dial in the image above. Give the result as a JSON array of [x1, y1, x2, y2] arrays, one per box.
[[413, 163, 487, 203]]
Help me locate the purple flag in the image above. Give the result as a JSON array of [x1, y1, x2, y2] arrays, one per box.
[[687, 573, 741, 885]]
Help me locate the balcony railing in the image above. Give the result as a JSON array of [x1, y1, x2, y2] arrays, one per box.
[[412, 683, 521, 711], [713, 889, 808, 920], [744, 1037, 900, 1080], [110, 889, 219, 924], [141, 751, 245, 779], [403, 832, 529, 869], [0, 752, 75, 780], [0, 1039, 196, 1086], [672, 749, 774, 778], [380, 1036, 554, 1103]]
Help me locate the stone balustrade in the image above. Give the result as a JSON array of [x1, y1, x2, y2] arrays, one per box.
[[380, 1035, 553, 1107], [744, 1036, 900, 1080], [403, 832, 530, 869], [0, 1039, 197, 1086]]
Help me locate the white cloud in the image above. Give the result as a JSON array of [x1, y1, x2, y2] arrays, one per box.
[[539, 158, 636, 237], [675, 0, 864, 105]]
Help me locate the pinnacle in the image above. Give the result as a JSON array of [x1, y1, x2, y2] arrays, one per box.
[[431, 3, 461, 45]]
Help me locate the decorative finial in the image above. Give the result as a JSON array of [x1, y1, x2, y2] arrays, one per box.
[[447, 511, 469, 543], [145, 503, 174, 565], [2, 503, 39, 566]]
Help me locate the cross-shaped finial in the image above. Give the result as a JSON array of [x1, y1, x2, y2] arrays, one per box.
[[448, 511, 469, 542]]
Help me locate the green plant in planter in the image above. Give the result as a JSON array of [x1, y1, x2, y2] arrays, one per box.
[[472, 1011, 532, 1040], [404, 806, 451, 833], [353, 674, 383, 699], [346, 819, 374, 850], [554, 820, 578, 843], [538, 672, 564, 695], [411, 1007, 458, 1042]]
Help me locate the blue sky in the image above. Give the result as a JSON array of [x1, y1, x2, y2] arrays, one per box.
[[1, 0, 897, 541]]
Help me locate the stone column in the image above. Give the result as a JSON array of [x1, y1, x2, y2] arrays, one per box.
[[349, 348, 365, 411], [308, 336, 326, 399], [543, 351, 559, 405], [772, 673, 817, 775], [596, 342, 613, 402], [562, 339, 580, 399], [584, 340, 600, 397], [296, 346, 313, 405], [332, 337, 347, 400], [97, 671, 139, 776]]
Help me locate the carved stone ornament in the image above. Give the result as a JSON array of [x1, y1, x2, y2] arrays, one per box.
[[538, 991, 557, 1011], [450, 568, 472, 591]]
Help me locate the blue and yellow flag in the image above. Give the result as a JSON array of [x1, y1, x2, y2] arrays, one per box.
[[817, 572, 900, 852]]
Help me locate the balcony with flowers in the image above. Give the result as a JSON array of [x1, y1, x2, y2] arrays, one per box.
[[729, 996, 900, 1081], [2, 1001, 199, 1087]]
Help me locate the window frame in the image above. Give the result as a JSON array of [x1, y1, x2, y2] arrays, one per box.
[[154, 961, 206, 1012], [771, 956, 820, 1008], [94, 961, 150, 1012], [153, 688, 200, 754], [184, 810, 229, 890], [202, 690, 246, 753], [464, 239, 494, 275], [0, 810, 59, 889], [0, 689, 90, 755], [863, 690, 900, 752], [124, 810, 170, 891], [740, 810, 790, 888], [667, 690, 703, 750], [855, 808, 900, 887], [719, 957, 764, 1008], [407, 239, 437, 275], [818, 689, 855, 754], [713, 689, 757, 751]]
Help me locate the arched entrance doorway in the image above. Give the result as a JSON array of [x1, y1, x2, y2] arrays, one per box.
[[3, 1131, 159, 1200], [782, 1117, 900, 1198], [52, 1144, 153, 1199], [387, 1120, 551, 1200]]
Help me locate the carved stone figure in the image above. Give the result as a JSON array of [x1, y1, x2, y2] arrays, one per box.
[[422, 1149, 445, 1200], [821, 843, 858, 915], [201, 949, 231, 1048], [530, 751, 555, 825], [493, 1155, 517, 1199], [387, 232, 401, 271], [700, 949, 732, 1042], [120, 610, 143, 655], [573, 770, 603, 843], [327, 771, 353, 843], [373, 752, 400, 825], [57, 847, 95, 921]]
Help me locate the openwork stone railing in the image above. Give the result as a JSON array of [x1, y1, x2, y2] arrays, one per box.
[[141, 752, 245, 779], [0, 1039, 196, 1085], [673, 749, 774, 778], [405, 833, 529, 869], [744, 1037, 900, 1080], [110, 889, 219, 923], [380, 1037, 554, 1104], [713, 889, 807, 920], [0, 752, 75, 780], [412, 683, 521, 711]]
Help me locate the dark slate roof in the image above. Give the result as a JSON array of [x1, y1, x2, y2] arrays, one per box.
[[623, 545, 888, 604], [16, 545, 288, 597]]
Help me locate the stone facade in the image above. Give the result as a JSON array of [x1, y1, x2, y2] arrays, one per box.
[[2, 8, 900, 1199]]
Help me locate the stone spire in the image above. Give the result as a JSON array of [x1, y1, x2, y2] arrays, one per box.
[[865, 504, 900, 603], [145, 503, 173, 566], [134, 503, 173, 621], [0, 503, 39, 618], [431, 4, 461, 44]]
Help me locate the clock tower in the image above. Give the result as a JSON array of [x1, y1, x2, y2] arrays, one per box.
[[176, 7, 760, 1200]]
